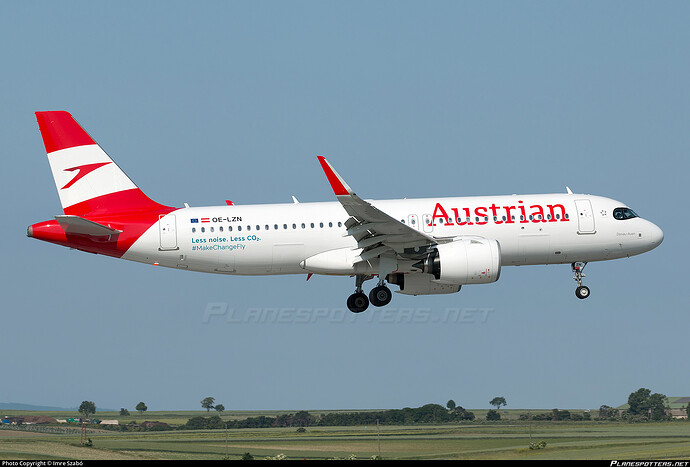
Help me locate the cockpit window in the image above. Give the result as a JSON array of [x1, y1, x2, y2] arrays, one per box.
[[613, 207, 638, 220]]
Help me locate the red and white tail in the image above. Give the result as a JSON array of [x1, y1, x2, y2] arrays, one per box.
[[35, 111, 166, 217]]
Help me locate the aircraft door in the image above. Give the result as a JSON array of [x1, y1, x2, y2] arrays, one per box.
[[408, 214, 419, 230], [159, 214, 178, 250], [575, 199, 596, 234]]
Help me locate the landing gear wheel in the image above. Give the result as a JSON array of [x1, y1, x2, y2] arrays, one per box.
[[347, 292, 369, 313], [575, 286, 590, 300], [369, 286, 392, 307]]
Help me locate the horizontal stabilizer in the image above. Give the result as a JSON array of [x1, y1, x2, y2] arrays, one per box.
[[55, 215, 122, 236]]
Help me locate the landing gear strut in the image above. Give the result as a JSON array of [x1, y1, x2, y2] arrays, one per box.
[[572, 262, 590, 299], [346, 274, 392, 313]]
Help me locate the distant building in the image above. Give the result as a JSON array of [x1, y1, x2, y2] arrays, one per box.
[[668, 397, 690, 419]]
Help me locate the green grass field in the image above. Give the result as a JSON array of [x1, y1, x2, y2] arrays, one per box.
[[1, 411, 689, 460]]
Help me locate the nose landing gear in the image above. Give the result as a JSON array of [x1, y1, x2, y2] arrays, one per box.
[[572, 262, 590, 299]]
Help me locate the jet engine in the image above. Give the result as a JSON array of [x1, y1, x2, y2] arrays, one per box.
[[414, 237, 501, 285]]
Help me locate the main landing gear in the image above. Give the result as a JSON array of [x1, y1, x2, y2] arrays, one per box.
[[572, 261, 590, 299], [347, 274, 393, 313]]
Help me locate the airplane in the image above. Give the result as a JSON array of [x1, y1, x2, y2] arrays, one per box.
[[28, 111, 664, 313]]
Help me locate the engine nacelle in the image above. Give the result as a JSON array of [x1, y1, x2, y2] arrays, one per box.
[[415, 237, 501, 285], [388, 273, 461, 295]]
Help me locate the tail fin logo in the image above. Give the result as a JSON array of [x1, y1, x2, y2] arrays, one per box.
[[61, 162, 112, 190]]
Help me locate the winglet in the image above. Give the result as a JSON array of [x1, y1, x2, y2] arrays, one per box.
[[317, 156, 353, 196]]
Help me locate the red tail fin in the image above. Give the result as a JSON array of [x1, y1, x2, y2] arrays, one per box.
[[36, 111, 171, 216]]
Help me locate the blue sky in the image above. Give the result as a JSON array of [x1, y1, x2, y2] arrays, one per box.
[[1, 1, 688, 412]]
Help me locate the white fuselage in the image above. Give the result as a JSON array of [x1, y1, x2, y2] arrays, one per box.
[[29, 112, 664, 307], [123, 193, 664, 276]]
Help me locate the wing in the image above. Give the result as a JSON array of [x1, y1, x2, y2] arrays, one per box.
[[317, 156, 437, 263]]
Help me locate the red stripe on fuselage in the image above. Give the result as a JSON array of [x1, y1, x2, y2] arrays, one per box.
[[31, 189, 176, 258]]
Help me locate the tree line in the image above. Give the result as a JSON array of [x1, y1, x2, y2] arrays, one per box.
[[183, 403, 477, 431], [74, 387, 689, 432]]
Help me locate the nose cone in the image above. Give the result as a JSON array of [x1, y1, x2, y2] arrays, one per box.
[[648, 222, 664, 249]]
